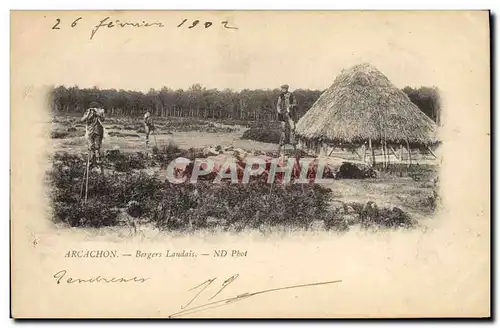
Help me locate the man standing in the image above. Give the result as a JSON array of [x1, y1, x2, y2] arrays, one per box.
[[143, 109, 155, 146], [276, 84, 298, 153], [80, 102, 105, 168]]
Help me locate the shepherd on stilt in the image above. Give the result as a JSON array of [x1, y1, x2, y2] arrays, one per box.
[[81, 102, 105, 170], [276, 84, 298, 156], [143, 108, 156, 148], [79, 102, 105, 203]]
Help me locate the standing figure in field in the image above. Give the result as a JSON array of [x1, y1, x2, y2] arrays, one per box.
[[80, 102, 105, 168], [143, 109, 155, 146], [276, 84, 298, 154]]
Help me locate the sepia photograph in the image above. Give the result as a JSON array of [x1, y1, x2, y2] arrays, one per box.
[[48, 63, 440, 234], [10, 10, 490, 318]]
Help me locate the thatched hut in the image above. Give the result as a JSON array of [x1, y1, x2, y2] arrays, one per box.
[[295, 63, 439, 166]]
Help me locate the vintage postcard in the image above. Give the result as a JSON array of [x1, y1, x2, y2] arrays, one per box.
[[10, 10, 490, 318]]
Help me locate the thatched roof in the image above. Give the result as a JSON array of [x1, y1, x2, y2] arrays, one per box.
[[295, 63, 438, 145]]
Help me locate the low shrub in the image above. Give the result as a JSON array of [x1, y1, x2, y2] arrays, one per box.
[[336, 162, 377, 179], [49, 152, 164, 227], [48, 151, 419, 232], [108, 131, 140, 138], [324, 200, 416, 231], [149, 181, 332, 231], [52, 199, 119, 228], [51, 131, 69, 139], [51, 129, 85, 139], [104, 151, 148, 172], [241, 127, 281, 144]]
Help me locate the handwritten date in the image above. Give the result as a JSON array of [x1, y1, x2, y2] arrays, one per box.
[[48, 16, 238, 40]]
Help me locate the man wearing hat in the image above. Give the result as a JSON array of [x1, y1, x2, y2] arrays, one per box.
[[143, 108, 155, 146], [276, 84, 298, 151], [80, 101, 105, 167]]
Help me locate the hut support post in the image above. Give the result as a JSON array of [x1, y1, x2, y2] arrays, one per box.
[[328, 145, 335, 157], [369, 138, 375, 166], [389, 145, 401, 162], [363, 143, 367, 163], [381, 142, 385, 168], [399, 144, 403, 162], [386, 142, 390, 166], [380, 140, 387, 169], [354, 149, 363, 161], [406, 140, 412, 168], [427, 145, 438, 159]]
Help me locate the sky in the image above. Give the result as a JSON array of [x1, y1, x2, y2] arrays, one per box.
[[11, 11, 489, 93]]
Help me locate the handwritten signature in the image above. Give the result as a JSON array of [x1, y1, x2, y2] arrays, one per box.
[[47, 16, 238, 40], [169, 274, 342, 318], [53, 269, 149, 284]]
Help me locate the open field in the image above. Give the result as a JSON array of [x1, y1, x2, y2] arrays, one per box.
[[48, 115, 440, 233]]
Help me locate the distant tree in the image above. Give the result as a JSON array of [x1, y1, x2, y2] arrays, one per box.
[[403, 86, 441, 125]]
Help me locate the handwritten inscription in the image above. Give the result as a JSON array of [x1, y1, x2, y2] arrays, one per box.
[[53, 270, 149, 284], [170, 274, 342, 318], [47, 16, 239, 40], [51, 17, 83, 30]]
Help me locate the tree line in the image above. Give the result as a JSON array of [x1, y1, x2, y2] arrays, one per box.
[[49, 84, 440, 124], [402, 86, 441, 125]]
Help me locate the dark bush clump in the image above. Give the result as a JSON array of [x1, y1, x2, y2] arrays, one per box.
[[103, 151, 147, 172], [53, 199, 119, 228], [49, 152, 164, 227], [336, 162, 377, 179], [242, 127, 281, 144], [108, 131, 140, 138], [48, 151, 420, 233], [149, 181, 332, 231], [324, 200, 416, 232], [51, 131, 69, 139], [355, 201, 416, 229], [51, 129, 85, 139]]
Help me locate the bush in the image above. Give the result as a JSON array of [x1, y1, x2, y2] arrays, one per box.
[[48, 151, 420, 232], [324, 201, 416, 231], [51, 131, 69, 139], [336, 162, 377, 179], [103, 151, 148, 172], [51, 129, 85, 139], [53, 199, 119, 228], [49, 152, 164, 227], [150, 181, 333, 231], [108, 131, 140, 138], [242, 127, 281, 144], [353, 201, 416, 229]]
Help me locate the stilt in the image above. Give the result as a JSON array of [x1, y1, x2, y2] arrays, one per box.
[[80, 151, 90, 201], [153, 130, 158, 149], [363, 143, 367, 163], [84, 153, 91, 204], [400, 144, 404, 162]]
